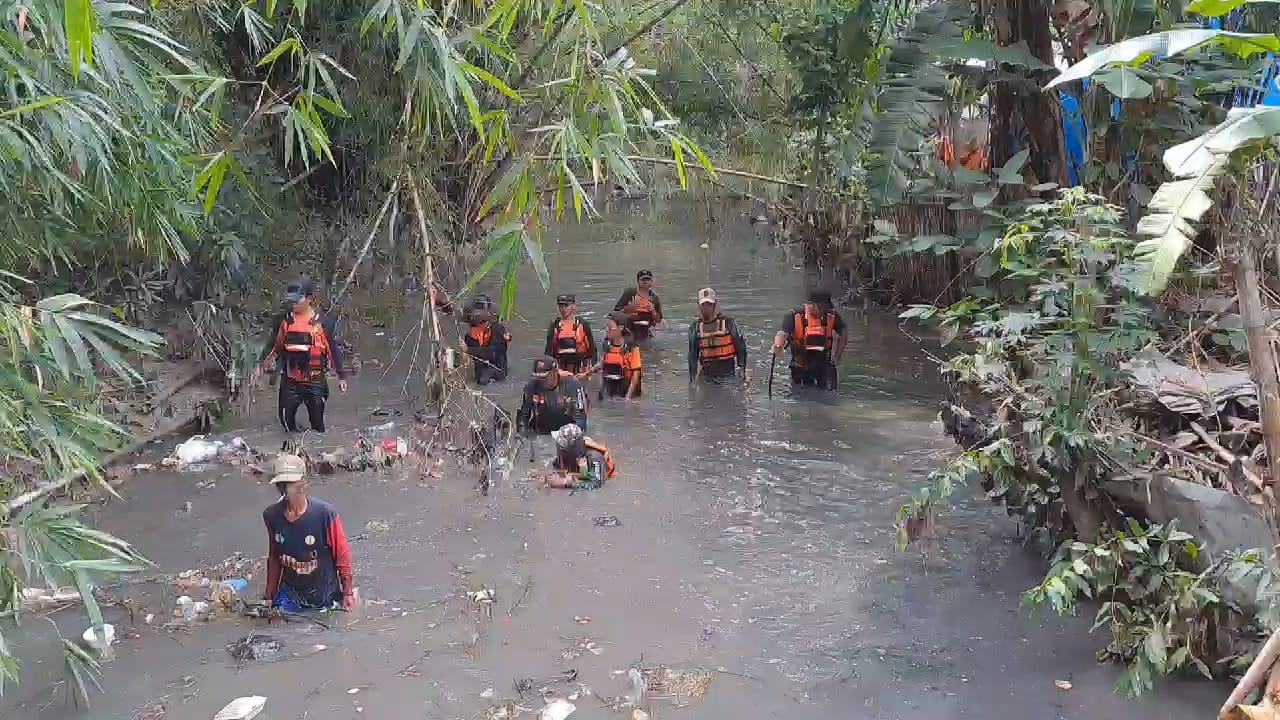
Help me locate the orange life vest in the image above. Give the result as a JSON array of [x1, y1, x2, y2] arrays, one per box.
[[791, 312, 837, 366], [601, 342, 635, 381], [281, 314, 328, 381], [554, 317, 589, 357], [558, 438, 618, 480], [627, 293, 657, 325], [467, 322, 493, 348], [697, 318, 736, 365]]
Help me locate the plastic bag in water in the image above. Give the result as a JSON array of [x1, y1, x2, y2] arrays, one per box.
[[213, 696, 266, 720], [625, 667, 646, 706]]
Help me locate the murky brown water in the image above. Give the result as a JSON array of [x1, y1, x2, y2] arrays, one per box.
[[5, 199, 1220, 719]]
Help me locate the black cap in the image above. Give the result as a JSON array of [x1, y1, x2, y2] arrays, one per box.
[[807, 289, 832, 305], [531, 356, 557, 377], [556, 293, 576, 305], [637, 269, 653, 280], [607, 310, 628, 326], [285, 279, 318, 304]]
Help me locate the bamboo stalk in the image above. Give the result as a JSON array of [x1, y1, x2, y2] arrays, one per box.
[[332, 183, 399, 309], [1220, 626, 1280, 718], [1190, 421, 1264, 490]]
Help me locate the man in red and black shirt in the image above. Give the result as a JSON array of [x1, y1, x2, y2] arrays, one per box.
[[263, 453, 356, 612]]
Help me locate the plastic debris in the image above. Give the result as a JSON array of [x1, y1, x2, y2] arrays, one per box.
[[625, 668, 645, 706], [81, 623, 115, 654], [481, 688, 495, 699], [539, 698, 575, 720], [592, 516, 621, 528], [174, 435, 224, 465], [1055, 679, 1072, 690], [227, 634, 284, 662], [213, 696, 266, 720]]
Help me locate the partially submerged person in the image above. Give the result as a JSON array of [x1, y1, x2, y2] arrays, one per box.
[[544, 293, 597, 375], [255, 279, 349, 432], [771, 289, 848, 389], [613, 269, 663, 341], [460, 294, 510, 385], [516, 356, 589, 436], [688, 287, 748, 382], [263, 453, 356, 612], [544, 423, 617, 490], [584, 311, 642, 400]]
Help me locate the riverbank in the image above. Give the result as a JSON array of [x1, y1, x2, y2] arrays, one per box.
[[2, 201, 1223, 719]]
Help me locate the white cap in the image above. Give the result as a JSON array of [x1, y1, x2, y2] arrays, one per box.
[[271, 453, 306, 485], [551, 423, 583, 449]]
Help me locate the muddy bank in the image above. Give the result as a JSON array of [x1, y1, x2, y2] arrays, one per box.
[[3, 200, 1222, 719]]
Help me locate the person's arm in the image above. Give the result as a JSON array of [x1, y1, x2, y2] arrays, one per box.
[[626, 348, 641, 399], [544, 320, 556, 357], [833, 314, 848, 364], [653, 293, 663, 323], [772, 314, 794, 355], [571, 382, 588, 434], [258, 322, 287, 373], [264, 514, 282, 602], [732, 319, 748, 369], [613, 289, 635, 312], [256, 312, 287, 367], [582, 320, 597, 364], [326, 513, 355, 607], [687, 322, 698, 381], [321, 324, 347, 379]]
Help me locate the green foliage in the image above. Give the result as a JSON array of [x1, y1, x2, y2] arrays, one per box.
[[1024, 520, 1221, 697], [897, 189, 1159, 547], [1046, 21, 1280, 293], [0, 279, 160, 702]]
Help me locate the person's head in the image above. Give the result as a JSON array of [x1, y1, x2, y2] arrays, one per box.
[[469, 294, 493, 325], [285, 279, 319, 314], [271, 453, 308, 500], [606, 311, 628, 343], [556, 293, 576, 320], [636, 270, 654, 292], [805, 289, 832, 315], [531, 356, 559, 389], [697, 287, 717, 321], [552, 423, 586, 461]]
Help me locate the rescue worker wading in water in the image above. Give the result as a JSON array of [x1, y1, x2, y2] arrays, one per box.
[[544, 293, 597, 375], [545, 423, 617, 490], [263, 453, 356, 612], [582, 311, 642, 400], [613, 269, 663, 341], [688, 287, 748, 382], [771, 290, 848, 389], [459, 294, 510, 385], [256, 280, 348, 432], [516, 356, 589, 437]]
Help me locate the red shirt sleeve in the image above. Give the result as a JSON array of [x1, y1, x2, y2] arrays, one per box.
[[264, 517, 282, 601], [327, 514, 354, 596]]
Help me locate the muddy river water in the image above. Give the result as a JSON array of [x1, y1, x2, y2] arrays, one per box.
[[7, 200, 1221, 719]]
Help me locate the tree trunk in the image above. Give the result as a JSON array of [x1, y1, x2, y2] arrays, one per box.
[[986, 0, 1065, 186], [1234, 237, 1280, 522]]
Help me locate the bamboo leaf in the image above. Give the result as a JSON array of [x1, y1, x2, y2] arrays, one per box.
[[670, 137, 687, 188], [0, 97, 68, 120], [65, 0, 100, 76], [257, 37, 300, 67], [521, 230, 551, 291], [463, 64, 523, 103]]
